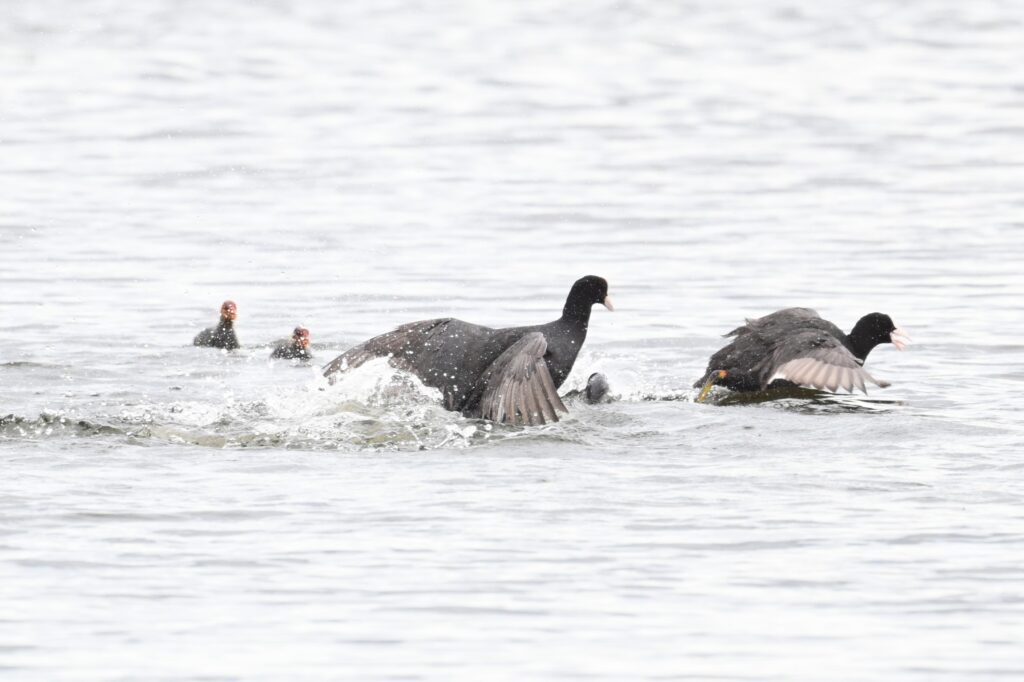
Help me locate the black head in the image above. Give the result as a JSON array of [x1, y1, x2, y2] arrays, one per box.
[[562, 275, 613, 319], [848, 312, 910, 358], [584, 372, 611, 404]]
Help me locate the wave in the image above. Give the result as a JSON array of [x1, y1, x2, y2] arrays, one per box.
[[1, 413, 128, 439], [1, 361, 577, 451], [1, 359, 906, 450]]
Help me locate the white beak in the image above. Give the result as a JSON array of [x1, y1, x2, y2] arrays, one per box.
[[602, 296, 614, 312], [890, 327, 911, 351]]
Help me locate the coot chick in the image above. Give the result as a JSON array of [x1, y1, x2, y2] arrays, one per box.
[[193, 300, 240, 350], [323, 275, 614, 425], [694, 308, 909, 398], [271, 326, 313, 360]]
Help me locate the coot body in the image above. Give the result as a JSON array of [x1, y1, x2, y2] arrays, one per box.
[[695, 308, 909, 394], [271, 326, 313, 360], [323, 276, 613, 424], [193, 301, 240, 350]]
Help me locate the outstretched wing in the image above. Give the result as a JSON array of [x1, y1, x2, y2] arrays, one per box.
[[322, 318, 452, 378], [476, 332, 567, 425], [758, 331, 889, 393]]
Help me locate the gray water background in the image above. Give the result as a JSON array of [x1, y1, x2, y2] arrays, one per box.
[[2, 1, 1024, 679]]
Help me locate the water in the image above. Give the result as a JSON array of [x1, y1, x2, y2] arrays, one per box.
[[2, 1, 1024, 679]]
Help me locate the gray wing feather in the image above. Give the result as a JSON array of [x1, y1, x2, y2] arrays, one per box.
[[478, 332, 567, 425], [322, 319, 451, 379], [759, 332, 889, 393]]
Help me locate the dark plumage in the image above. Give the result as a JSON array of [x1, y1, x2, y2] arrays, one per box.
[[271, 326, 313, 360], [561, 372, 613, 404], [193, 300, 240, 350], [584, 372, 612, 404], [323, 276, 613, 425], [695, 308, 910, 394]]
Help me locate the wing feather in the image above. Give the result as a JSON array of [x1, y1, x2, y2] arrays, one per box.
[[322, 319, 452, 380], [502, 374, 517, 423], [477, 333, 568, 425], [521, 380, 542, 425], [759, 329, 890, 394], [771, 356, 887, 394], [837, 367, 854, 393], [537, 381, 556, 423], [824, 364, 840, 391]]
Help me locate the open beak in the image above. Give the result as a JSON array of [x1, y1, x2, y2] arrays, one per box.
[[890, 327, 911, 351], [602, 296, 614, 312]]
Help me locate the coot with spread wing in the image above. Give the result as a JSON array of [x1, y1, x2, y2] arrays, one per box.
[[695, 308, 909, 398], [323, 276, 613, 425]]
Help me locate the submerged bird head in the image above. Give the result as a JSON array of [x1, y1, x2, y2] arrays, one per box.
[[220, 300, 238, 322], [584, 372, 611, 404], [850, 312, 911, 355], [292, 326, 311, 349], [563, 275, 614, 319]]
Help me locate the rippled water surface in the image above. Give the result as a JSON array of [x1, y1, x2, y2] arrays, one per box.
[[3, 1, 1024, 679]]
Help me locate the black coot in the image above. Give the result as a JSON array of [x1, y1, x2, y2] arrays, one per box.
[[323, 276, 613, 424], [695, 308, 910, 396], [193, 300, 240, 350], [584, 372, 612, 404], [271, 326, 313, 360], [561, 372, 613, 404]]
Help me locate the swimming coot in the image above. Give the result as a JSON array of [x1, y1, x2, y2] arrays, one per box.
[[323, 276, 613, 425], [694, 308, 909, 397], [193, 300, 240, 350], [271, 326, 313, 360]]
